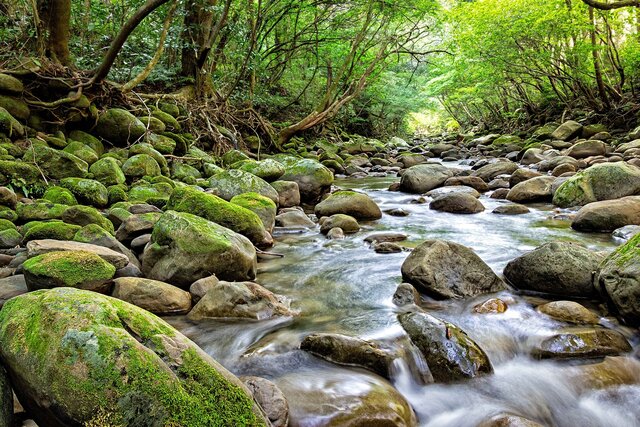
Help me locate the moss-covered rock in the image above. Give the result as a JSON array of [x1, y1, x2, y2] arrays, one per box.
[[0, 73, 23, 94], [68, 130, 104, 155], [151, 109, 181, 131], [62, 140, 98, 165], [95, 108, 146, 145], [107, 185, 128, 205], [42, 186, 77, 205], [89, 157, 126, 186], [171, 162, 202, 182], [237, 159, 285, 182], [22, 145, 88, 180], [59, 178, 109, 208], [23, 250, 115, 292], [16, 202, 68, 222], [0, 95, 29, 120], [230, 192, 277, 232], [275, 156, 334, 203], [222, 149, 250, 166], [129, 143, 168, 175], [128, 181, 173, 203], [122, 154, 162, 180], [0, 288, 267, 426], [146, 133, 176, 154], [166, 186, 272, 248], [0, 107, 24, 138], [0, 160, 40, 184], [0, 206, 17, 222], [314, 190, 382, 220], [0, 219, 16, 232], [62, 205, 115, 235], [142, 210, 258, 287], [22, 221, 81, 243], [139, 116, 166, 133], [209, 169, 279, 204], [0, 228, 21, 248], [102, 147, 129, 164]]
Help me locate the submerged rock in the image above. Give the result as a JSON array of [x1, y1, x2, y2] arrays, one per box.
[[0, 288, 267, 426], [401, 239, 505, 299], [241, 377, 289, 427], [503, 241, 602, 298], [319, 214, 360, 234], [399, 311, 493, 382], [532, 328, 631, 359]]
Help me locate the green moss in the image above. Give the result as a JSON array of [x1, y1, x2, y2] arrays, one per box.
[[95, 108, 146, 145], [62, 205, 115, 235], [221, 150, 250, 166], [151, 110, 181, 131], [0, 206, 17, 222], [146, 133, 176, 155], [60, 178, 109, 208], [17, 202, 68, 221], [107, 185, 128, 205], [128, 182, 173, 203], [0, 160, 41, 184], [604, 232, 640, 268], [101, 148, 129, 164], [22, 145, 89, 180], [74, 224, 113, 243], [208, 169, 279, 203], [23, 251, 115, 287], [22, 221, 81, 242], [89, 157, 126, 186], [43, 186, 78, 205], [129, 144, 168, 174], [0, 218, 16, 232], [152, 210, 233, 254], [63, 141, 99, 165], [122, 154, 162, 179], [68, 130, 104, 155]]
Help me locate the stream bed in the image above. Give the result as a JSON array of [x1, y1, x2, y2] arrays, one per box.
[[169, 173, 640, 427]]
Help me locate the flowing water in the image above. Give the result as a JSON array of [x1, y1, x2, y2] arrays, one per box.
[[169, 167, 640, 427]]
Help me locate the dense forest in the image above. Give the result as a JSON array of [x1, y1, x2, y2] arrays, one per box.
[[0, 1, 640, 427]]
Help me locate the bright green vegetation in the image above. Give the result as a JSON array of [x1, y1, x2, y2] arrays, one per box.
[[22, 250, 116, 287]]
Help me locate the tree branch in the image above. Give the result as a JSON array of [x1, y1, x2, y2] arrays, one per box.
[[581, 0, 640, 9]]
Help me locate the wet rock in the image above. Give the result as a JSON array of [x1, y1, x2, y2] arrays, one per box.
[[241, 376, 289, 427], [189, 275, 219, 304], [393, 283, 421, 306], [492, 204, 530, 215], [401, 239, 505, 299], [275, 156, 334, 203], [271, 180, 300, 208], [537, 301, 599, 324], [572, 356, 640, 389], [430, 192, 485, 214], [477, 414, 544, 427], [301, 333, 395, 378], [373, 241, 403, 253], [400, 163, 454, 193], [320, 214, 360, 234], [26, 239, 128, 269], [473, 298, 508, 314], [503, 241, 602, 298], [509, 169, 542, 187], [506, 176, 555, 203], [472, 161, 518, 182], [326, 227, 345, 239], [444, 176, 489, 192], [95, 108, 146, 145], [490, 188, 509, 199], [399, 311, 493, 382], [0, 288, 267, 426], [364, 232, 408, 243], [0, 275, 27, 308], [532, 327, 631, 359], [112, 277, 191, 315], [315, 190, 382, 220], [595, 233, 640, 325], [551, 120, 583, 141], [488, 177, 510, 190], [385, 207, 410, 216], [275, 210, 315, 228], [612, 225, 640, 242], [572, 196, 640, 232], [187, 281, 292, 320], [427, 185, 480, 199], [552, 162, 640, 208], [142, 211, 257, 287], [23, 250, 115, 293], [209, 169, 279, 204]]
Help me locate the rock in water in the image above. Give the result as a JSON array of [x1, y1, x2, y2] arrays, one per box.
[[399, 311, 493, 382], [400, 163, 454, 193], [241, 377, 289, 427], [314, 190, 382, 220], [111, 277, 192, 315], [142, 210, 257, 287], [595, 233, 640, 325], [429, 192, 485, 214], [532, 328, 631, 359], [401, 239, 505, 299], [275, 156, 334, 203], [0, 288, 267, 427], [572, 196, 640, 232], [552, 162, 640, 208], [503, 242, 603, 298]]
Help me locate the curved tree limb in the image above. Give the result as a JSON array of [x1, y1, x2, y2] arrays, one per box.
[[581, 0, 640, 9]]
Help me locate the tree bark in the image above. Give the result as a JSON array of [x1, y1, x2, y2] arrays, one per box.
[[38, 0, 72, 65]]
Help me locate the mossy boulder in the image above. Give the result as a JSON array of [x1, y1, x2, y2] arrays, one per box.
[[0, 160, 40, 184], [0, 219, 16, 232], [62, 205, 115, 235], [553, 163, 640, 208], [89, 157, 126, 186], [166, 187, 272, 248], [238, 159, 285, 182], [230, 192, 277, 232], [314, 190, 382, 220], [122, 154, 162, 180], [151, 109, 181, 131], [95, 108, 146, 145], [146, 133, 176, 154], [23, 250, 115, 291], [0, 107, 24, 138], [0, 288, 267, 426], [0, 95, 29, 120], [209, 169, 279, 204], [491, 135, 523, 147], [16, 202, 67, 222], [62, 141, 99, 165], [22, 221, 82, 243], [141, 210, 258, 287], [59, 178, 109, 208], [140, 116, 166, 133], [0, 228, 21, 248], [128, 144, 169, 174], [68, 130, 104, 155], [222, 149, 250, 166], [128, 181, 173, 204], [0, 207, 17, 222], [107, 185, 128, 204], [42, 186, 77, 205], [276, 156, 334, 203], [595, 233, 640, 325], [22, 145, 88, 179], [171, 162, 202, 182], [0, 73, 23, 94], [399, 311, 493, 382]]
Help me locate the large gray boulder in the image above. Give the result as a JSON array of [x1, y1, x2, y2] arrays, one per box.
[[471, 161, 518, 182], [314, 190, 382, 220], [595, 233, 640, 325], [111, 277, 192, 315], [399, 311, 493, 382], [142, 211, 257, 288], [572, 196, 640, 232], [401, 239, 505, 299], [400, 163, 454, 193], [503, 242, 603, 297], [551, 120, 583, 141], [506, 176, 556, 203]]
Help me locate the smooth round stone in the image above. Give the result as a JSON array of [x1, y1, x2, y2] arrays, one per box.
[[537, 300, 600, 324], [473, 298, 508, 314], [492, 204, 530, 215]]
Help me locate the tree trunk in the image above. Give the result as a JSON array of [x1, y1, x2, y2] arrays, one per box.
[[38, 0, 72, 65], [589, 6, 610, 108]]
